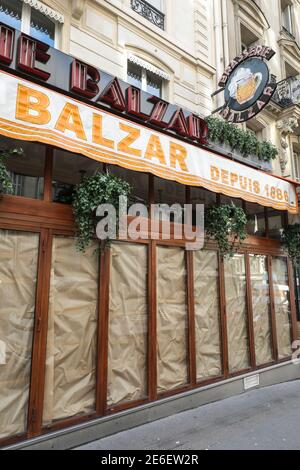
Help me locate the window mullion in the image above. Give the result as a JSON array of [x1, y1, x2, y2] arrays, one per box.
[[21, 3, 31, 34], [54, 22, 61, 49], [142, 69, 147, 92]]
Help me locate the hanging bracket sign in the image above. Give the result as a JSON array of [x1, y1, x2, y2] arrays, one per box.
[[216, 46, 277, 123]]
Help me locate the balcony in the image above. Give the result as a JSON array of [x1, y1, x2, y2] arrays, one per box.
[[131, 0, 165, 30], [272, 76, 300, 108]]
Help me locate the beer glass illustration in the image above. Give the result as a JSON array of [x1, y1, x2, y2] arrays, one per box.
[[236, 72, 263, 104]]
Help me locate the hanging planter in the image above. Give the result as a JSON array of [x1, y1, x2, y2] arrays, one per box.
[[205, 203, 248, 257], [205, 116, 278, 162], [282, 224, 300, 267], [0, 147, 24, 197], [72, 171, 132, 252]]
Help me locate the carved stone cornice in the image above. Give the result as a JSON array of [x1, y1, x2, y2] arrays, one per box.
[[266, 101, 284, 118]]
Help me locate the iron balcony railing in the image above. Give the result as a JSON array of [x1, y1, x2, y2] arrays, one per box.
[[272, 76, 300, 108], [131, 0, 165, 30]]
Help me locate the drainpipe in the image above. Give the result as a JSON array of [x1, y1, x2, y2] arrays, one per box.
[[213, 0, 223, 107], [221, 0, 229, 66]]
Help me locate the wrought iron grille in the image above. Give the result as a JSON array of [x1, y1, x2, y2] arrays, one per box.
[[272, 76, 300, 108], [131, 0, 165, 30]]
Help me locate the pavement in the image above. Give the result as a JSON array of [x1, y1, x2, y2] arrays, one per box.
[[76, 380, 300, 450]]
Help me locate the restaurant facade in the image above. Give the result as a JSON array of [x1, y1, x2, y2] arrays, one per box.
[[0, 5, 300, 449]]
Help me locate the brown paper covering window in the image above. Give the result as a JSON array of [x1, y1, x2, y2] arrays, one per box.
[[107, 243, 148, 407], [250, 255, 273, 366], [224, 254, 250, 373], [272, 257, 293, 360], [0, 230, 39, 439], [194, 250, 222, 381], [43, 237, 99, 425], [157, 246, 188, 394]]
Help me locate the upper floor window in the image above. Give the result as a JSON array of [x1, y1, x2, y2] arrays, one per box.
[[285, 61, 299, 79], [246, 120, 265, 142], [131, 0, 165, 30], [147, 0, 163, 10], [0, 0, 22, 30], [282, 0, 294, 36], [30, 6, 55, 46], [294, 152, 300, 181], [127, 56, 170, 99], [0, 0, 62, 48], [240, 23, 259, 51]]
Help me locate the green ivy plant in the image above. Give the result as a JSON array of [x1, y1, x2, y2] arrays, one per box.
[[282, 224, 300, 267], [205, 203, 248, 257], [72, 171, 132, 252], [0, 147, 24, 196], [205, 116, 278, 162]]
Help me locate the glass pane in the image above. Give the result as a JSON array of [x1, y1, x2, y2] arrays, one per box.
[[157, 246, 188, 393], [220, 195, 243, 208], [246, 202, 266, 237], [0, 0, 22, 30], [272, 257, 293, 360], [147, 0, 163, 11], [268, 209, 284, 240], [194, 251, 222, 381], [155, 178, 186, 206], [154, 177, 185, 222], [250, 255, 273, 366], [224, 254, 250, 373], [295, 267, 300, 322], [30, 8, 55, 47], [52, 149, 103, 204], [191, 187, 216, 207], [107, 243, 148, 407], [146, 71, 162, 98], [191, 187, 216, 227], [127, 62, 142, 89], [1, 136, 45, 199], [43, 237, 99, 425], [0, 230, 39, 439], [108, 165, 149, 206]]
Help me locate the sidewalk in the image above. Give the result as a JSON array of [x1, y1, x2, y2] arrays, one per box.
[[76, 380, 300, 450]]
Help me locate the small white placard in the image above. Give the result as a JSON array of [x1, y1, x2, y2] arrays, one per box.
[[0, 340, 6, 365], [244, 374, 259, 391]]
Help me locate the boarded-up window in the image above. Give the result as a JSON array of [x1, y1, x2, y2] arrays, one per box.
[[43, 237, 98, 425], [0, 230, 39, 439], [272, 257, 292, 359], [194, 251, 222, 381], [107, 243, 148, 407], [250, 255, 273, 366], [157, 246, 188, 393], [225, 254, 250, 373]]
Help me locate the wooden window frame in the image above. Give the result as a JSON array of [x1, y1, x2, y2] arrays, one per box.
[[0, 143, 298, 447]]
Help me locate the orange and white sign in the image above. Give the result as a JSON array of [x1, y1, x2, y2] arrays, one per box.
[[0, 70, 298, 213]]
